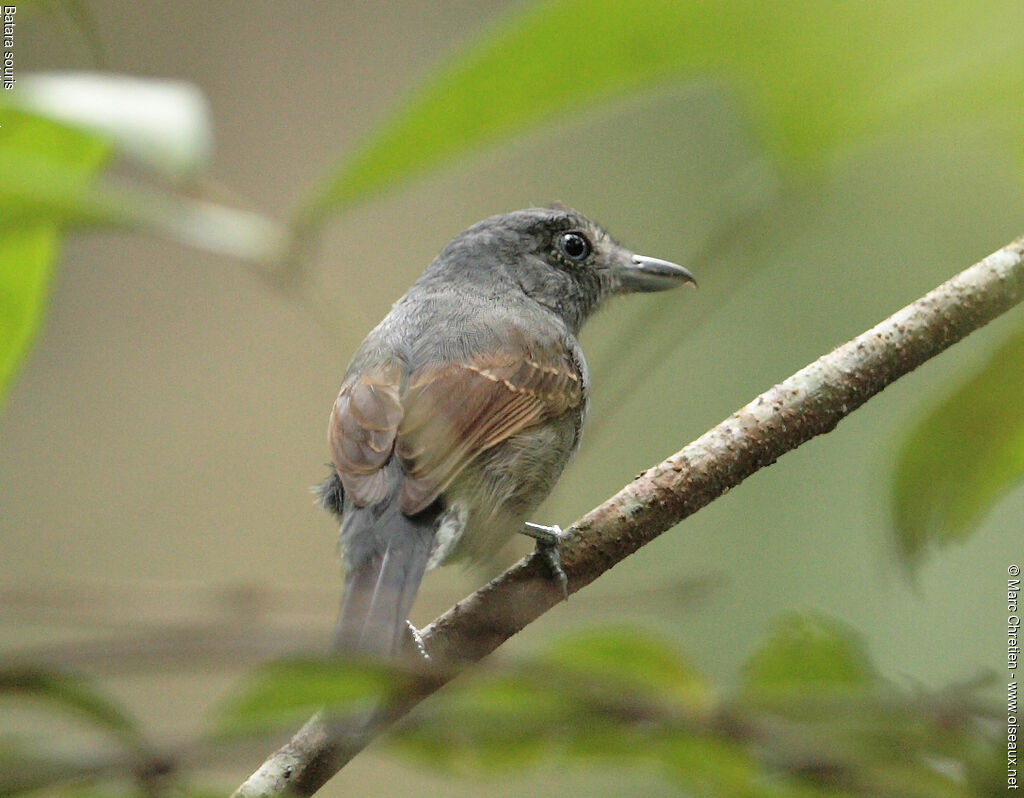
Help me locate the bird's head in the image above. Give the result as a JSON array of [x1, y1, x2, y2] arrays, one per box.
[[429, 205, 696, 333]]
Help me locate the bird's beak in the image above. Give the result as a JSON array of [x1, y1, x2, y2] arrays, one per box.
[[617, 254, 697, 292]]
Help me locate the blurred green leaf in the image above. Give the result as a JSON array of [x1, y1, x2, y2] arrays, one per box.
[[296, 0, 1024, 234], [0, 228, 57, 409], [538, 627, 709, 711], [741, 613, 876, 705], [0, 667, 143, 746], [653, 732, 864, 798], [655, 734, 759, 795], [892, 321, 1024, 564], [0, 107, 287, 255], [0, 108, 111, 177], [397, 631, 709, 774], [559, 713, 648, 762], [0, 111, 109, 407], [346, 622, 991, 793], [0, 104, 286, 406], [216, 657, 412, 736], [396, 667, 590, 773], [15, 72, 212, 181]]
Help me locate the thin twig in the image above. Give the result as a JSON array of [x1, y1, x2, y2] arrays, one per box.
[[233, 235, 1024, 797]]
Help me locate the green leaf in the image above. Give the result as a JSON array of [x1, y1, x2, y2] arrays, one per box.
[[13, 72, 213, 181], [0, 109, 287, 256], [0, 111, 110, 407], [0, 105, 287, 406], [398, 675, 567, 772], [538, 627, 709, 712], [396, 631, 709, 774], [0, 108, 111, 176], [296, 0, 1024, 231], [654, 735, 759, 795], [0, 667, 143, 747], [0, 228, 57, 408], [741, 613, 875, 705], [216, 657, 412, 736], [892, 320, 1024, 564]]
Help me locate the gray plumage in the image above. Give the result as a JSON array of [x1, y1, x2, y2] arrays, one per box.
[[319, 206, 694, 658]]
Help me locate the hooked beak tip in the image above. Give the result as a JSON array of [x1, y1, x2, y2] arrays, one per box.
[[622, 254, 697, 292]]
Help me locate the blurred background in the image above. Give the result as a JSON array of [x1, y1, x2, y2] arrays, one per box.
[[2, 1, 1022, 795]]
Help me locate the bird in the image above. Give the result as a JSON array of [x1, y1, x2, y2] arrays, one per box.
[[318, 205, 695, 659]]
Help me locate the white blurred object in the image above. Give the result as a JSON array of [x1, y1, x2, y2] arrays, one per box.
[[14, 72, 213, 180]]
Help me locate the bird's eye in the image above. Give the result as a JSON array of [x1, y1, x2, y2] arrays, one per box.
[[557, 231, 592, 262]]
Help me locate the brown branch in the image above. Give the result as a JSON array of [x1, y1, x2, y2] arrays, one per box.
[[233, 235, 1024, 797]]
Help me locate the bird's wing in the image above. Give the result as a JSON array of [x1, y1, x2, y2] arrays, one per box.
[[328, 342, 583, 515], [328, 362, 405, 507], [396, 341, 583, 514]]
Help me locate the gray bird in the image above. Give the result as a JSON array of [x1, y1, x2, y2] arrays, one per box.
[[319, 206, 695, 658]]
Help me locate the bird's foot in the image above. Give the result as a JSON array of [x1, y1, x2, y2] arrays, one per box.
[[403, 621, 431, 663], [522, 522, 569, 599]]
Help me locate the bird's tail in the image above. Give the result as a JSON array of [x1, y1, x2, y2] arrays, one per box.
[[333, 502, 435, 659]]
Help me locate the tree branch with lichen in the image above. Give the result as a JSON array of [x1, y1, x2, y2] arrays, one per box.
[[233, 235, 1024, 797]]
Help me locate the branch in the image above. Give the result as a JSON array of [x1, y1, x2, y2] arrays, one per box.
[[233, 235, 1024, 797]]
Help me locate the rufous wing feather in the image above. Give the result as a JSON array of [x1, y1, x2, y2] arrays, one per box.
[[328, 362, 404, 506], [329, 345, 582, 514], [397, 344, 583, 514]]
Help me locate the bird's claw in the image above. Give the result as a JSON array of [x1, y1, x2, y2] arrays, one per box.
[[403, 620, 430, 662], [522, 522, 569, 599]]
